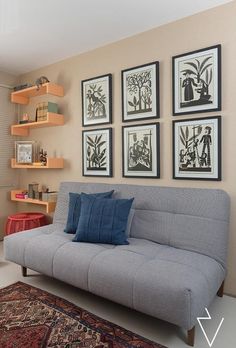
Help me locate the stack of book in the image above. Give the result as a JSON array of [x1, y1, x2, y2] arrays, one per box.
[[36, 102, 58, 121]]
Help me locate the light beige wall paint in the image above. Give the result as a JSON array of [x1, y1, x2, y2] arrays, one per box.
[[0, 71, 19, 240], [19, 1, 236, 294]]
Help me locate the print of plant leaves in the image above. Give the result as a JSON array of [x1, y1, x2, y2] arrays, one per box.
[[199, 56, 212, 72], [185, 61, 198, 71], [208, 68, 213, 85], [87, 140, 95, 148], [180, 126, 185, 141], [180, 135, 185, 146], [196, 59, 200, 70], [87, 136, 95, 145], [201, 63, 212, 76], [128, 101, 134, 107], [97, 141, 106, 148], [96, 134, 103, 144], [185, 126, 189, 140]]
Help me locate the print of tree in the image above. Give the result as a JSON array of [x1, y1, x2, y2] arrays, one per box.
[[126, 70, 152, 114], [86, 134, 106, 170]]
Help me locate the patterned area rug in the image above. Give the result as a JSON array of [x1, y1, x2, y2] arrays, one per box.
[[0, 282, 167, 348]]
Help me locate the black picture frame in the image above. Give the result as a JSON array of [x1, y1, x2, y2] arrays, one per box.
[[122, 122, 160, 178], [172, 45, 221, 116], [121, 61, 160, 122], [81, 74, 112, 127], [82, 127, 112, 177], [172, 116, 221, 181]]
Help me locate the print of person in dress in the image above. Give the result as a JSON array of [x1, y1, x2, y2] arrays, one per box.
[[182, 71, 197, 101], [200, 126, 212, 166]]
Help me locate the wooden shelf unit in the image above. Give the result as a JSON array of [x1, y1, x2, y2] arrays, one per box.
[[11, 190, 56, 213], [11, 83, 64, 105], [11, 158, 64, 169], [11, 113, 64, 136]]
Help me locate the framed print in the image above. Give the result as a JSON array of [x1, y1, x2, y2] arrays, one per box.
[[82, 128, 112, 177], [15, 141, 35, 164], [172, 45, 221, 115], [173, 116, 221, 180], [122, 61, 159, 122], [122, 123, 160, 178], [82, 74, 112, 126]]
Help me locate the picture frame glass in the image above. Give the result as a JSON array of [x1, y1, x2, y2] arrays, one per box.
[[123, 123, 160, 177], [82, 75, 111, 126], [173, 46, 221, 115], [122, 62, 159, 121], [83, 128, 112, 177], [173, 117, 221, 180], [15, 141, 34, 164]]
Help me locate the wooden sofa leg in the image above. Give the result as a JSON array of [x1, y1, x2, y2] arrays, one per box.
[[217, 281, 224, 297], [21, 266, 27, 277], [187, 326, 195, 346]]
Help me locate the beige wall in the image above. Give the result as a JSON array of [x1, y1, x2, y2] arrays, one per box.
[[19, 1, 236, 294], [0, 71, 19, 240]]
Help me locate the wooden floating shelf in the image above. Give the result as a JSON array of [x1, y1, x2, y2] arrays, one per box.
[[11, 83, 64, 105], [11, 190, 56, 213], [11, 158, 64, 169], [11, 113, 64, 136]]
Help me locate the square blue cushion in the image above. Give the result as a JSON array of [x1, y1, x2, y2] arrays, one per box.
[[73, 194, 134, 245], [64, 190, 114, 234]]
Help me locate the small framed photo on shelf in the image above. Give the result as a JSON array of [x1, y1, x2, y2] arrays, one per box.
[[172, 45, 221, 115], [122, 123, 160, 178], [15, 141, 35, 164], [122, 61, 160, 122], [81, 74, 112, 127], [172, 116, 221, 180], [82, 128, 112, 177]]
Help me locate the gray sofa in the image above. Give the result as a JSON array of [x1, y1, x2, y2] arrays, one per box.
[[4, 182, 230, 346]]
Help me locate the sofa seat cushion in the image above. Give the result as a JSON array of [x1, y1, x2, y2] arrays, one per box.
[[87, 239, 225, 329], [4, 224, 62, 268], [4, 229, 225, 329]]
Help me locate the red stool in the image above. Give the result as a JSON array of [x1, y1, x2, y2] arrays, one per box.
[[5, 212, 47, 236]]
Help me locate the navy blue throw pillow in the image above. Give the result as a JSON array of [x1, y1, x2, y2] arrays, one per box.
[[73, 194, 134, 245], [64, 190, 114, 234]]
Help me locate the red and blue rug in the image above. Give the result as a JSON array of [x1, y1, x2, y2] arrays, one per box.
[[0, 282, 167, 348]]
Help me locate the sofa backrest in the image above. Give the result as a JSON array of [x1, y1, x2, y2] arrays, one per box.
[[54, 182, 230, 268]]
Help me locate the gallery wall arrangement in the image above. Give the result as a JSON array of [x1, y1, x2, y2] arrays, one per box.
[[80, 44, 222, 181]]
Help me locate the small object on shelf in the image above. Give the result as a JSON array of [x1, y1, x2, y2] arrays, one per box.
[[42, 191, 58, 202], [15, 141, 36, 164], [19, 120, 29, 124], [22, 113, 29, 121], [35, 76, 50, 91], [36, 102, 58, 122], [15, 193, 27, 199], [13, 83, 32, 91], [19, 113, 29, 124], [28, 183, 39, 199], [39, 148, 47, 165]]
